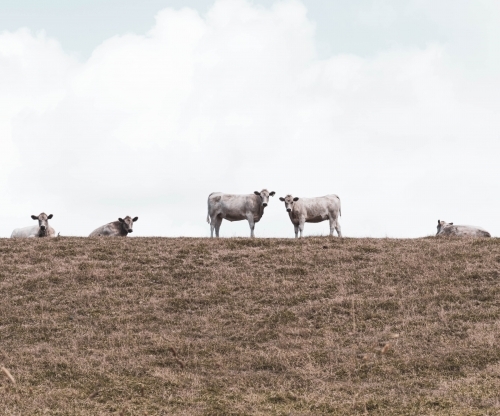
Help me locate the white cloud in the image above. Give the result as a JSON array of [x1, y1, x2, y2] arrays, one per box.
[[1, 0, 499, 238]]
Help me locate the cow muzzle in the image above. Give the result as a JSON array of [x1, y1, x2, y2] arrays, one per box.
[[286, 208, 291, 212], [40, 225, 46, 230], [262, 203, 268, 207], [128, 229, 133, 233]]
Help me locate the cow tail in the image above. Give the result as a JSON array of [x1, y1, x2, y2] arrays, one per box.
[[338, 195, 341, 217]]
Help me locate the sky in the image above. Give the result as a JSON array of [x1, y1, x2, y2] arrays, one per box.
[[1, 0, 499, 238]]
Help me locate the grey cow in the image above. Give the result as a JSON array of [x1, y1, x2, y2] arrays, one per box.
[[11, 213, 56, 238], [89, 216, 139, 237], [279, 194, 342, 238], [436, 220, 490, 237], [207, 189, 275, 238]]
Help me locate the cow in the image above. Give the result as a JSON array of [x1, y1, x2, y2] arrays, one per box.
[[207, 189, 275, 238], [89, 216, 139, 237], [279, 194, 342, 238], [11, 213, 56, 238], [436, 220, 491, 237]]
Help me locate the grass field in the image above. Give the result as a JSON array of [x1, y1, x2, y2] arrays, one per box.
[[1, 236, 500, 415]]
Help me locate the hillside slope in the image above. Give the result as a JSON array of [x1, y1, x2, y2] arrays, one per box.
[[1, 237, 500, 415]]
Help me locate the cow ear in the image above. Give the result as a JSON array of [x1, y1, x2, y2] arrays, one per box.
[[133, 217, 138, 222], [31, 215, 38, 220], [118, 218, 124, 223], [254, 191, 260, 196], [293, 197, 299, 201], [279, 197, 285, 201], [47, 214, 53, 219], [269, 191, 275, 196]]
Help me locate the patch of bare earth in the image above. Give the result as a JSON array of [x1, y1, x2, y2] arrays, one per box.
[[1, 237, 500, 415]]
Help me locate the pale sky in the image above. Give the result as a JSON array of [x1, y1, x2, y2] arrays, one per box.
[[1, 0, 499, 238]]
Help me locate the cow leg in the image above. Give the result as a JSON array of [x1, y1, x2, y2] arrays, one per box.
[[209, 216, 216, 238], [329, 216, 335, 237], [335, 221, 342, 237], [298, 220, 305, 238], [329, 214, 342, 237], [214, 217, 222, 238], [294, 224, 299, 238], [246, 214, 256, 238]]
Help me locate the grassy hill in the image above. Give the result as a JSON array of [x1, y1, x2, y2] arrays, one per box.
[[1, 236, 500, 415]]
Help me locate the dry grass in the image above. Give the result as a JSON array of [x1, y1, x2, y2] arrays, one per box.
[[1, 236, 500, 415]]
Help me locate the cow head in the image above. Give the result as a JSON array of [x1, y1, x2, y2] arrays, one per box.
[[31, 213, 53, 233], [279, 195, 299, 212], [119, 216, 139, 233], [254, 189, 275, 207], [436, 219, 453, 235]]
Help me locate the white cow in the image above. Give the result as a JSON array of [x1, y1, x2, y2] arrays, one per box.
[[279, 194, 342, 238], [207, 189, 275, 238], [89, 216, 139, 237], [436, 220, 490, 237], [11, 213, 56, 238]]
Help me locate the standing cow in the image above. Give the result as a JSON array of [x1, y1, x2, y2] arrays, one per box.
[[279, 194, 342, 238], [11, 213, 56, 238], [89, 216, 139, 237], [436, 220, 490, 237], [207, 189, 275, 238]]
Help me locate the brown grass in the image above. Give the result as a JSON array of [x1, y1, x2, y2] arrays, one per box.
[[1, 236, 500, 415]]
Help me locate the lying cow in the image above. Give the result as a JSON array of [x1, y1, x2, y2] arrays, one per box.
[[436, 220, 491, 237], [207, 189, 275, 238], [279, 194, 342, 238], [11, 213, 56, 238], [89, 216, 139, 237]]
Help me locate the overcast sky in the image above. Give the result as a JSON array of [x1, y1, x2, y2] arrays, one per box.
[[1, 0, 499, 238]]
